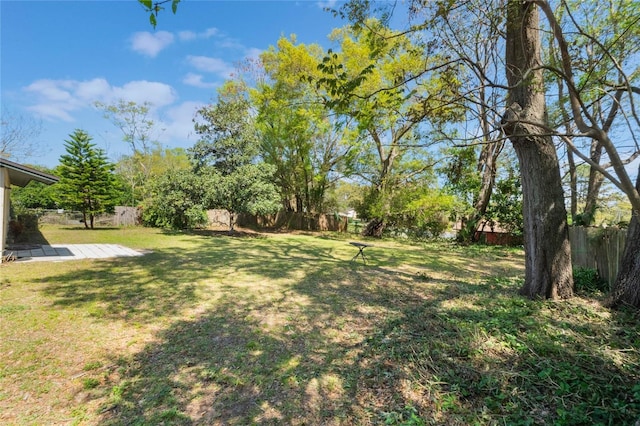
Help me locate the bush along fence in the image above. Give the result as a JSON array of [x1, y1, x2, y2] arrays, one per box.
[[237, 211, 348, 232], [568, 226, 627, 288]]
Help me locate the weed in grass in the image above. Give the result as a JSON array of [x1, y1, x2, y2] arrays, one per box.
[[70, 406, 89, 425], [0, 304, 27, 314], [83, 361, 103, 371], [382, 405, 426, 425], [158, 408, 188, 422], [82, 377, 100, 390]]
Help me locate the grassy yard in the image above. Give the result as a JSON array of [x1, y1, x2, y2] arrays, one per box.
[[1, 225, 639, 425]]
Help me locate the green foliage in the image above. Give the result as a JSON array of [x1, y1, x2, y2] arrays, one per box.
[[137, 0, 180, 28], [142, 169, 208, 230], [82, 378, 100, 390], [485, 173, 524, 235], [439, 145, 482, 225], [190, 91, 280, 230], [440, 146, 481, 208], [56, 129, 117, 229], [357, 182, 454, 238], [204, 163, 280, 230], [114, 146, 191, 206], [191, 96, 259, 175], [253, 36, 356, 213], [96, 100, 161, 205], [10, 166, 59, 211], [573, 267, 608, 294], [313, 19, 462, 235]]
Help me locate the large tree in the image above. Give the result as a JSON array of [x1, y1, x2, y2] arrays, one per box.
[[192, 85, 280, 231], [502, 0, 573, 298], [526, 0, 640, 306], [543, 0, 640, 227], [253, 36, 356, 214], [419, 1, 507, 243], [96, 100, 160, 205], [317, 19, 461, 236], [57, 129, 117, 229]]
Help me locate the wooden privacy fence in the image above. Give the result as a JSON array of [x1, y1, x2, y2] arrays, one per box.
[[114, 206, 140, 227], [569, 226, 627, 287], [238, 211, 348, 232]]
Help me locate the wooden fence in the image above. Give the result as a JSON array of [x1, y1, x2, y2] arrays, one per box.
[[238, 211, 348, 232], [114, 206, 140, 227], [569, 226, 627, 287]]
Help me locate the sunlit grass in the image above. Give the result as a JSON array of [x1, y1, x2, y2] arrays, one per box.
[[1, 225, 639, 425]]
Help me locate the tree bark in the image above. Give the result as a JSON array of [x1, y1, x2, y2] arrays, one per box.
[[610, 168, 640, 308], [81, 209, 89, 229], [468, 140, 504, 242], [566, 146, 578, 223], [582, 140, 605, 225], [503, 0, 573, 299]]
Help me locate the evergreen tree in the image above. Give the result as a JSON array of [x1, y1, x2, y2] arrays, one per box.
[[57, 129, 116, 229]]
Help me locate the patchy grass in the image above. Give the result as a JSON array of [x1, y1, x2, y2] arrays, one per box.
[[1, 226, 639, 425]]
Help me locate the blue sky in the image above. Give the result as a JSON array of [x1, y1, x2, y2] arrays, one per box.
[[1, 0, 352, 168]]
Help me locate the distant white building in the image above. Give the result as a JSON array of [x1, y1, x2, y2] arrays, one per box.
[[343, 209, 357, 219]]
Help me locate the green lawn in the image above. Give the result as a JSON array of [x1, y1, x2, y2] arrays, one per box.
[[1, 225, 638, 425]]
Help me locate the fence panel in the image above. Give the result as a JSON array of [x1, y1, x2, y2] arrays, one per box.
[[569, 226, 627, 287], [114, 206, 140, 227], [237, 211, 348, 232]]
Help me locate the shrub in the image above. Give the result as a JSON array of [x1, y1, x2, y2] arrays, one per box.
[[573, 267, 608, 294]]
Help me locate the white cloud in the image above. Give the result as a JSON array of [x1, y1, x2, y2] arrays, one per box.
[[23, 78, 177, 121], [130, 31, 175, 57], [112, 81, 177, 107], [215, 38, 245, 50], [183, 73, 218, 89], [75, 78, 112, 100], [158, 101, 205, 146], [178, 30, 197, 41], [178, 27, 219, 42], [27, 103, 75, 122], [186, 55, 235, 78], [245, 48, 264, 61], [25, 79, 74, 102], [201, 28, 219, 38], [317, 0, 338, 9]]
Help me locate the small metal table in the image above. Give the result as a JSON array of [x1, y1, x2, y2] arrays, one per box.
[[350, 242, 373, 264]]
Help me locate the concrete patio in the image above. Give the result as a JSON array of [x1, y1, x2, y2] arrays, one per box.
[[2, 244, 145, 262]]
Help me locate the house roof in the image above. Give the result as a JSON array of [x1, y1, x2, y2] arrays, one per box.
[[0, 157, 59, 187]]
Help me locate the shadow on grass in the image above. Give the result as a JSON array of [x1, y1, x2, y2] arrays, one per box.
[[95, 261, 452, 425], [39, 234, 350, 323], [93, 272, 640, 425], [331, 278, 640, 424], [34, 232, 639, 424]]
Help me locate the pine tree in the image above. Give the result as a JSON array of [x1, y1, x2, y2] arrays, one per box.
[[57, 129, 116, 229]]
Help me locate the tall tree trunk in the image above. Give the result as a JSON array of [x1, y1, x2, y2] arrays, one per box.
[[468, 140, 504, 242], [503, 0, 573, 299], [229, 212, 235, 233], [582, 141, 605, 225], [566, 146, 578, 223], [610, 168, 640, 308]]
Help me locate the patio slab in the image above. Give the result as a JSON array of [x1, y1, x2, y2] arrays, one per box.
[[2, 244, 145, 262]]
